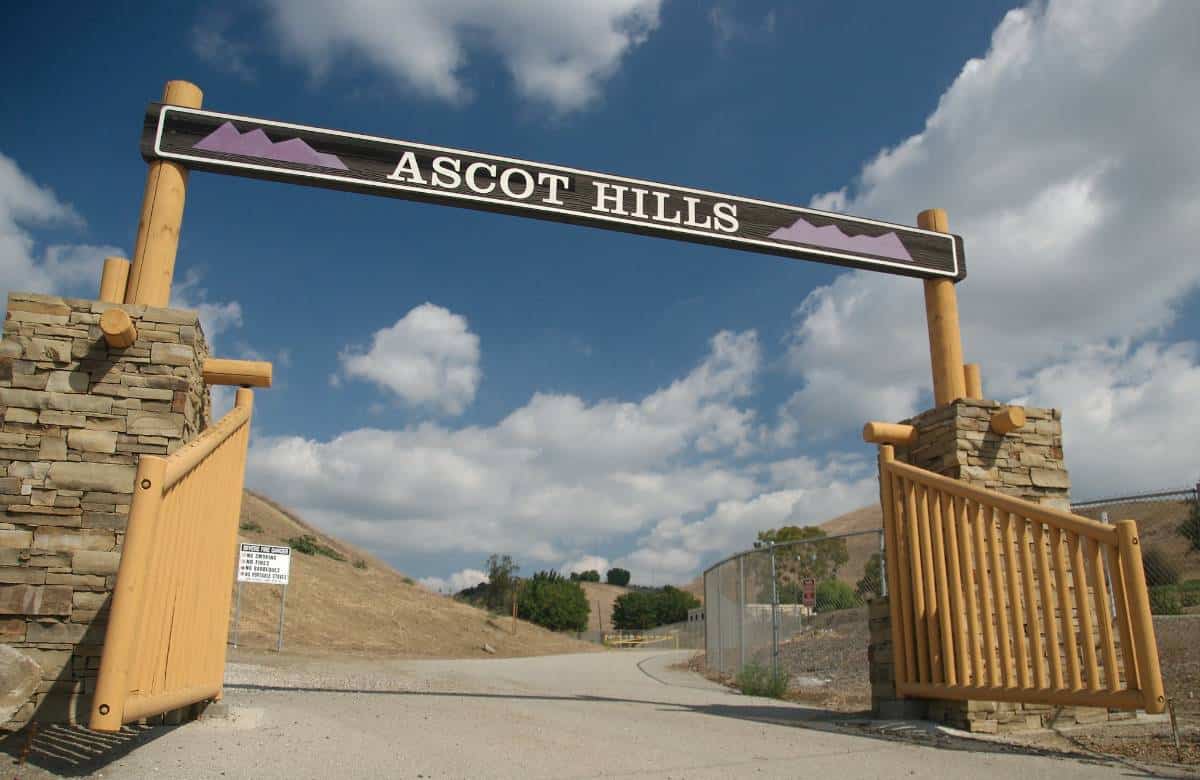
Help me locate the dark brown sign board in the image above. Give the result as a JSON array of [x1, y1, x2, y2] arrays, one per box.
[[142, 104, 965, 280]]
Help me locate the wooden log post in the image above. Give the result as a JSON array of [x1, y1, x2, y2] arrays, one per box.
[[963, 363, 982, 400], [1116, 520, 1166, 714], [124, 80, 203, 307], [202, 358, 273, 388], [863, 421, 918, 447], [990, 406, 1026, 435], [99, 257, 131, 303], [919, 209, 966, 407], [100, 308, 138, 348]]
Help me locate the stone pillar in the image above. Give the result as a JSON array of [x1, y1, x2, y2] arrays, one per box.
[[0, 292, 210, 729]]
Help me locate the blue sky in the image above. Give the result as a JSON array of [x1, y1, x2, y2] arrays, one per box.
[[3, 1, 1198, 592]]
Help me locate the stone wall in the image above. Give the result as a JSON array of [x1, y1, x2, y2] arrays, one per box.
[[0, 292, 209, 729]]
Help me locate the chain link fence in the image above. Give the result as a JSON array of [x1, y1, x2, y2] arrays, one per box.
[[1073, 485, 1200, 725], [703, 528, 884, 711]]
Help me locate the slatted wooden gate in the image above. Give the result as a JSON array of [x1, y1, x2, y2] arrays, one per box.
[[89, 389, 253, 732], [877, 445, 1165, 713]]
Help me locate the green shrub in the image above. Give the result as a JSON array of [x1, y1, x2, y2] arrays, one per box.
[[402, 575, 414, 585], [815, 579, 860, 612], [1179, 588, 1200, 608], [734, 662, 788, 698], [568, 570, 601, 582], [353, 559, 368, 570], [654, 586, 700, 624], [1142, 546, 1179, 587], [1178, 499, 1200, 552], [239, 519, 263, 533], [612, 590, 660, 630], [287, 534, 346, 561], [606, 567, 631, 587], [518, 571, 589, 632], [1149, 586, 1183, 615], [1179, 579, 1200, 591]]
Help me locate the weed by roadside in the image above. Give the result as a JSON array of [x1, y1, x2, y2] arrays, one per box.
[[735, 662, 789, 698]]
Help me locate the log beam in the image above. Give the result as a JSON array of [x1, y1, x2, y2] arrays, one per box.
[[124, 80, 203, 307], [99, 309, 138, 349], [963, 363, 982, 400], [99, 257, 131, 304], [202, 358, 272, 388], [990, 406, 1026, 435], [862, 421, 918, 446], [919, 209, 967, 406]]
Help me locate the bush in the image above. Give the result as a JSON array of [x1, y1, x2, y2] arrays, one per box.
[[353, 559, 367, 570], [1179, 499, 1200, 552], [518, 571, 590, 632], [569, 570, 601, 582], [239, 519, 263, 533], [1149, 586, 1183, 615], [1142, 546, 1179, 587], [606, 568, 631, 587], [402, 576, 414, 585], [734, 662, 788, 698], [1180, 588, 1200, 608], [611, 591, 660, 630], [815, 580, 860, 613], [287, 534, 346, 561], [610, 586, 700, 629]]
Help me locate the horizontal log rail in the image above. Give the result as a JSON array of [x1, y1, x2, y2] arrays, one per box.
[[878, 445, 1165, 715], [90, 388, 254, 732]]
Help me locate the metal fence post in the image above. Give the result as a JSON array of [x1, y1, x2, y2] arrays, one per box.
[[734, 549, 744, 672], [770, 542, 780, 678], [878, 528, 887, 598]]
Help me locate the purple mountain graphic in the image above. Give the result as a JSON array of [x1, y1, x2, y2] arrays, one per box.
[[192, 122, 348, 170], [769, 217, 913, 262]]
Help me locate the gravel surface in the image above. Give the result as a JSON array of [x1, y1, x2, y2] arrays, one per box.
[[0, 651, 1155, 779]]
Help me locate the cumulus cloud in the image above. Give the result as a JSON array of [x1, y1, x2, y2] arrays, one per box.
[[248, 329, 770, 571], [777, 0, 1200, 495], [263, 0, 661, 112], [190, 13, 256, 81], [559, 555, 610, 578], [419, 567, 487, 595], [0, 151, 120, 297], [340, 303, 482, 416]]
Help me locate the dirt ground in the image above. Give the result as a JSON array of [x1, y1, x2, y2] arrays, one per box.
[[230, 490, 599, 659]]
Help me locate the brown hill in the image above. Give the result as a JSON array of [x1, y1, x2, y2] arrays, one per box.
[[1076, 499, 1198, 581], [229, 491, 599, 658], [817, 504, 884, 590], [578, 581, 631, 631]]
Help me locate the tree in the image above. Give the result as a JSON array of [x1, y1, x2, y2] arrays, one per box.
[[758, 526, 849, 583], [484, 554, 519, 614], [1179, 497, 1200, 552], [856, 553, 883, 599], [654, 586, 701, 624], [518, 571, 590, 632], [611, 591, 659, 630], [568, 570, 600, 582], [606, 567, 631, 587], [1142, 546, 1179, 588]]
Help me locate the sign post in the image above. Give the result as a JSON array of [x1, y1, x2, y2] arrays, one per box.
[[801, 577, 816, 611], [235, 543, 291, 652]]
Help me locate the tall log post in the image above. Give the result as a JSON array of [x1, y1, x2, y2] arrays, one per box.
[[919, 208, 966, 406], [963, 363, 982, 400], [124, 80, 203, 307]]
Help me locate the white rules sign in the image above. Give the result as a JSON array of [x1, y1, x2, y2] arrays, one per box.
[[237, 543, 291, 585]]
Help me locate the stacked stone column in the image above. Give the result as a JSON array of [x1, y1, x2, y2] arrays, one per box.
[[0, 292, 209, 729]]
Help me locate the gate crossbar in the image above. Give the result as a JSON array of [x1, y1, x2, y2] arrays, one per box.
[[877, 445, 1165, 714], [90, 389, 254, 731]]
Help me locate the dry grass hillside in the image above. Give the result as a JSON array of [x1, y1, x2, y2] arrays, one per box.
[[1076, 499, 1198, 581], [578, 581, 630, 631], [817, 504, 884, 588], [229, 491, 598, 658]]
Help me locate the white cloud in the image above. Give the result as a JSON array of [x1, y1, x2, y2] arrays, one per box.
[[617, 455, 878, 583], [0, 151, 120, 298], [264, 0, 662, 112], [249, 329, 771, 574], [340, 303, 481, 416], [419, 567, 487, 594], [190, 13, 256, 81], [559, 555, 610, 577], [776, 0, 1200, 496]]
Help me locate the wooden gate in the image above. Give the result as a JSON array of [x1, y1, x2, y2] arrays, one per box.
[[89, 389, 253, 732], [877, 445, 1165, 713]]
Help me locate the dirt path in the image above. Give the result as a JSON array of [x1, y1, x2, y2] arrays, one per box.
[[4, 652, 1166, 779]]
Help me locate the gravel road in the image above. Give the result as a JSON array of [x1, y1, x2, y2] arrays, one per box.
[[5, 650, 1154, 778]]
